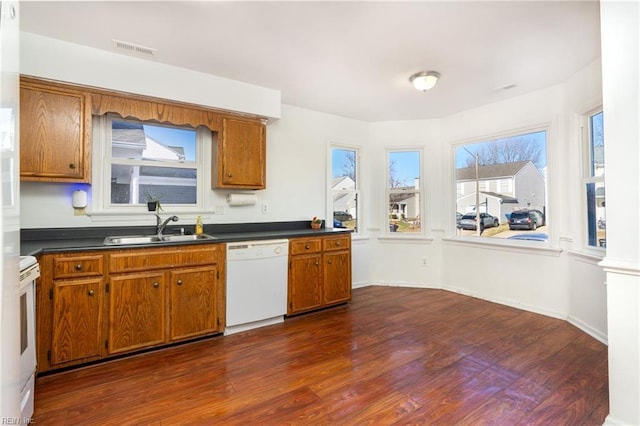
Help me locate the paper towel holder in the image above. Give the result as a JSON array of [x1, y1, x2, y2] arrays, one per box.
[[226, 192, 257, 207]]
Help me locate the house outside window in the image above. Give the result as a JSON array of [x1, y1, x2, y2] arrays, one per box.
[[93, 115, 207, 214], [455, 130, 548, 239], [387, 149, 423, 234], [330, 147, 359, 232], [584, 109, 605, 248]]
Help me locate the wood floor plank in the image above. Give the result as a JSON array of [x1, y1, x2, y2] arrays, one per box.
[[33, 286, 608, 425]]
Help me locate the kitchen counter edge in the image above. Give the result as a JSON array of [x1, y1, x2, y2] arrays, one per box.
[[21, 224, 352, 257]]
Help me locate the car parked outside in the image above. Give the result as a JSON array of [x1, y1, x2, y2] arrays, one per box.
[[333, 218, 345, 228], [509, 209, 543, 230], [333, 211, 353, 222], [529, 209, 545, 226], [458, 212, 499, 231], [456, 212, 463, 228]]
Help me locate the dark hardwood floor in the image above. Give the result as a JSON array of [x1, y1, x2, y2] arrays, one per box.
[[33, 286, 609, 425]]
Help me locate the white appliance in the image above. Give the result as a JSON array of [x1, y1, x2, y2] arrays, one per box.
[[225, 239, 289, 335], [18, 256, 39, 421]]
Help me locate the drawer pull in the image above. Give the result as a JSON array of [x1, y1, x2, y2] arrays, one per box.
[[227, 172, 233, 177], [177, 279, 183, 286], [335, 241, 341, 246], [153, 282, 159, 288], [75, 264, 83, 271], [69, 163, 76, 169], [88, 290, 94, 296], [305, 244, 310, 250], [315, 261, 319, 266], [328, 260, 333, 264]]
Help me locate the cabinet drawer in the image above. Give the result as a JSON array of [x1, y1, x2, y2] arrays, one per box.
[[290, 238, 322, 255], [323, 235, 351, 251], [53, 255, 104, 279], [109, 245, 220, 273]]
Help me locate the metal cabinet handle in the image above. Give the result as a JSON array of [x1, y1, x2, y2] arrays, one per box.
[[75, 264, 82, 270], [88, 290, 94, 296], [315, 261, 319, 266], [328, 260, 333, 264], [336, 241, 341, 246], [153, 282, 159, 288], [69, 163, 76, 169], [177, 279, 183, 286], [227, 172, 233, 177], [305, 244, 310, 249]]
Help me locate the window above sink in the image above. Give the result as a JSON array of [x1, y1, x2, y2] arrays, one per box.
[[91, 114, 210, 216]]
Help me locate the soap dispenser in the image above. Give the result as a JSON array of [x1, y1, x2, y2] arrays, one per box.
[[195, 216, 203, 235]]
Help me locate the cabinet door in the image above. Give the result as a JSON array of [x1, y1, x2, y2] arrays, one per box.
[[108, 272, 166, 354], [323, 251, 352, 306], [51, 278, 103, 365], [169, 266, 219, 341], [20, 82, 90, 182], [288, 254, 323, 315], [216, 117, 266, 189]]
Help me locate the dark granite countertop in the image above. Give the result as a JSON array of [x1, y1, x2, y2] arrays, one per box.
[[20, 221, 351, 256]]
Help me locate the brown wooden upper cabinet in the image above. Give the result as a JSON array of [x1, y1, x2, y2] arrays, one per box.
[[213, 116, 266, 189], [20, 77, 91, 182]]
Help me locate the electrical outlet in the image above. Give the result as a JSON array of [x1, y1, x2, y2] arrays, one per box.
[[73, 207, 87, 216], [262, 203, 269, 214]]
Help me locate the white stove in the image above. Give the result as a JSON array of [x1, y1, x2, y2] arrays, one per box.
[[18, 256, 39, 422]]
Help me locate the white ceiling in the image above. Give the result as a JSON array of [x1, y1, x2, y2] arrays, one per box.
[[20, 1, 601, 122]]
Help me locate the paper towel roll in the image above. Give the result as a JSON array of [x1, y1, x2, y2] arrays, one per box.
[[226, 193, 257, 206]]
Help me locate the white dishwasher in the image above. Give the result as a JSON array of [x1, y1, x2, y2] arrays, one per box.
[[225, 239, 289, 335]]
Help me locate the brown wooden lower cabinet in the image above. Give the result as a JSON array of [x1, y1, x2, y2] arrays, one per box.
[[35, 234, 349, 372], [288, 234, 352, 316], [107, 272, 166, 355], [169, 266, 220, 341], [36, 244, 225, 373], [50, 277, 103, 366]]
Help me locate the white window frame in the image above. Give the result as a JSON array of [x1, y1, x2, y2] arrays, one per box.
[[90, 114, 209, 219], [581, 107, 606, 252], [384, 147, 425, 237], [451, 125, 552, 248], [328, 143, 361, 235]]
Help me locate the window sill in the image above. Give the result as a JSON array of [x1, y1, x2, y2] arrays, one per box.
[[567, 248, 605, 263], [378, 234, 434, 244], [442, 236, 562, 256]]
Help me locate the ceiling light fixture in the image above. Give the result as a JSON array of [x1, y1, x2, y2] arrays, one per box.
[[409, 71, 441, 92]]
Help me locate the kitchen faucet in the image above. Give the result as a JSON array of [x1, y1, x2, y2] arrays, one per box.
[[156, 214, 179, 236]]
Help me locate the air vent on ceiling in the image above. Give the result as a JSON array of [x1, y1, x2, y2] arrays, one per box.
[[112, 39, 157, 57]]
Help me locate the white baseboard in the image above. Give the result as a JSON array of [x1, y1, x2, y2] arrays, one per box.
[[568, 315, 608, 345]]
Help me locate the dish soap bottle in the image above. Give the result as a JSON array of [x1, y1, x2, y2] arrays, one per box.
[[195, 216, 203, 235]]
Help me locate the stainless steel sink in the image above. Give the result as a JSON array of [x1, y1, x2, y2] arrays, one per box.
[[104, 234, 216, 246]]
